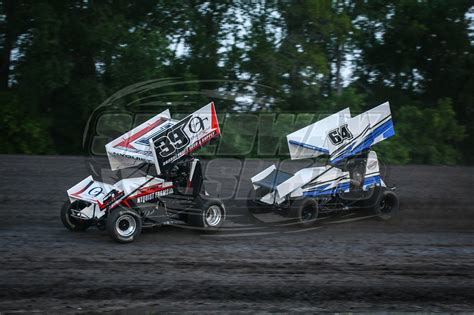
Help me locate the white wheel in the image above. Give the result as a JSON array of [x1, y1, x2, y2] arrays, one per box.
[[188, 199, 226, 230], [107, 209, 142, 243], [204, 205, 223, 227], [115, 214, 137, 238]]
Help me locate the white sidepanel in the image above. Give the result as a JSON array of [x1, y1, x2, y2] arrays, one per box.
[[276, 166, 327, 198], [365, 150, 380, 175], [367, 102, 394, 146], [115, 176, 165, 196], [260, 192, 276, 205], [105, 109, 173, 170], [301, 167, 350, 196], [77, 204, 100, 220], [363, 150, 382, 190]]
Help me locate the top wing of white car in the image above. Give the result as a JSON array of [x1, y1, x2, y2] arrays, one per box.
[[286, 108, 351, 160], [327, 102, 394, 163], [105, 102, 221, 173], [105, 109, 174, 170]]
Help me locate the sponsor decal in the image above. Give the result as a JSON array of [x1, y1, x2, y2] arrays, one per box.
[[136, 188, 174, 203], [368, 160, 378, 169], [150, 103, 220, 173]]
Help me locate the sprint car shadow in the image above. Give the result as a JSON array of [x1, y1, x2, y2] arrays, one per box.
[[193, 206, 399, 238]]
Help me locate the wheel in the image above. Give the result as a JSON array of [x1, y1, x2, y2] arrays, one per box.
[[188, 199, 226, 230], [247, 189, 272, 214], [60, 200, 92, 232], [289, 197, 319, 227], [375, 190, 400, 220], [106, 209, 142, 243]]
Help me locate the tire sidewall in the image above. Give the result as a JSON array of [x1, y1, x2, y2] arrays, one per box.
[[375, 190, 400, 220], [60, 200, 92, 232], [107, 208, 142, 243], [290, 197, 319, 227]]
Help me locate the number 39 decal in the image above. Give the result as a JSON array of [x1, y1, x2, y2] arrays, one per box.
[[154, 115, 210, 159], [155, 118, 191, 158], [328, 124, 353, 145]]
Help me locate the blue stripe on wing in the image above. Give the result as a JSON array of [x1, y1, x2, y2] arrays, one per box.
[[331, 118, 394, 163], [288, 140, 330, 154]]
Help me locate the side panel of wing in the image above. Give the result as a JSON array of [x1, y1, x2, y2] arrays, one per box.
[[150, 102, 220, 175], [328, 102, 394, 163], [105, 109, 173, 170], [286, 108, 351, 160]]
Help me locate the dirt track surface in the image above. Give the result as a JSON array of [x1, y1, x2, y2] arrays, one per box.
[[0, 155, 473, 313]]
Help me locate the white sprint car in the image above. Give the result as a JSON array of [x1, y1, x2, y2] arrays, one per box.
[[248, 102, 400, 226], [61, 103, 226, 243]]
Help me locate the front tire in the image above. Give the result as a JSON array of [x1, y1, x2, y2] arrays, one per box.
[[60, 200, 92, 232], [289, 197, 319, 227], [247, 190, 272, 214], [106, 209, 142, 243], [375, 190, 400, 220]]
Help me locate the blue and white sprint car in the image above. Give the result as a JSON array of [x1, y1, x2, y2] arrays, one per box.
[[248, 102, 400, 226]]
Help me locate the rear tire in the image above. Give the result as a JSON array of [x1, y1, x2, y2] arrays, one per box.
[[106, 209, 142, 243], [60, 200, 92, 232], [188, 199, 226, 230], [289, 197, 319, 227], [375, 190, 400, 220]]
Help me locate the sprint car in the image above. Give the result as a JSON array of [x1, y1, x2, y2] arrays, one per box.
[[248, 102, 400, 226], [61, 102, 226, 243]]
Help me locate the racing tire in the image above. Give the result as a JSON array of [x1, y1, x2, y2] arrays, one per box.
[[247, 190, 272, 214], [374, 190, 400, 220], [289, 197, 319, 227], [106, 209, 142, 243], [188, 199, 226, 231], [60, 200, 92, 232]]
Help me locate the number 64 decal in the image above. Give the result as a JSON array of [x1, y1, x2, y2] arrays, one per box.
[[328, 124, 353, 145]]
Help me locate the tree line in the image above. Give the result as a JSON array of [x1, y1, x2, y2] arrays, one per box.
[[0, 0, 473, 164]]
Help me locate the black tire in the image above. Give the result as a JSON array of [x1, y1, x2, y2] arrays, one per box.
[[188, 199, 226, 230], [247, 189, 272, 214], [60, 200, 92, 232], [374, 190, 400, 220], [106, 209, 142, 243], [289, 197, 319, 227]]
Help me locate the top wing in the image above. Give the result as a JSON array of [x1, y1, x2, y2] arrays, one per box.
[[105, 109, 174, 170], [286, 108, 351, 160], [150, 102, 221, 175], [328, 102, 394, 163]]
